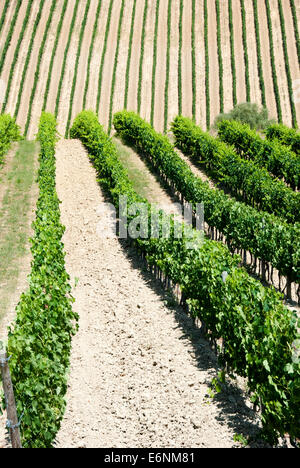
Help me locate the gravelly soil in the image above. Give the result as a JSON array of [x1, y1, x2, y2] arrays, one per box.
[[53, 138, 265, 449]]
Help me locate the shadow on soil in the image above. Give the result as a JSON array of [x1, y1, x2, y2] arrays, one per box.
[[116, 236, 275, 449]]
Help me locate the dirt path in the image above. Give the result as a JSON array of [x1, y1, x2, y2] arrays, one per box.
[[0, 0, 16, 52], [167, 0, 179, 131], [43, 0, 76, 116], [2, 0, 37, 118], [194, 0, 206, 129], [0, 0, 27, 87], [84, 0, 107, 111], [97, 0, 120, 130], [232, 2, 247, 106], [16, 2, 50, 134], [244, 0, 261, 106], [69, 0, 100, 126], [207, 0, 220, 124], [153, 0, 168, 133], [126, 0, 144, 113], [27, 0, 65, 139], [282, 0, 300, 126], [269, 0, 292, 126], [256, 0, 279, 121], [219, 0, 233, 114], [56, 0, 87, 137], [181, 0, 193, 121], [111, 0, 134, 120], [140, 0, 156, 124], [53, 138, 261, 448]]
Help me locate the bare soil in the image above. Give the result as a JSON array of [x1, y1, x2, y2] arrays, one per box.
[[219, 0, 233, 114], [282, 0, 300, 125], [139, 0, 156, 124], [207, 0, 220, 124], [231, 2, 247, 106], [244, 0, 261, 105], [167, 0, 179, 130], [269, 0, 292, 126], [153, 0, 168, 133], [257, 0, 281, 122], [194, 0, 206, 129]]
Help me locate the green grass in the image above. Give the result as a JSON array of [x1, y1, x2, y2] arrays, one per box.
[[113, 137, 151, 200], [0, 141, 37, 322]]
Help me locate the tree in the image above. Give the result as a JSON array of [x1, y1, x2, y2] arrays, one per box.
[[213, 102, 275, 131]]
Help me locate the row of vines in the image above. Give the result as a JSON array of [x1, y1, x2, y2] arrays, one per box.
[[112, 111, 299, 295], [70, 109, 299, 446], [0, 0, 299, 134], [4, 113, 78, 448]]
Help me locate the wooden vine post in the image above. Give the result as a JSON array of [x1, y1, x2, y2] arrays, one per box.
[[0, 352, 22, 448]]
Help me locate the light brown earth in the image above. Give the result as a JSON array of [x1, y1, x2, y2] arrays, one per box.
[[15, 1, 49, 133], [244, 0, 261, 106], [282, 0, 300, 125], [126, 0, 145, 113], [207, 0, 220, 124], [111, 0, 133, 123], [139, 0, 156, 124], [0, 0, 16, 50], [231, 2, 247, 106], [2, 0, 38, 120], [153, 0, 168, 133], [98, 0, 121, 130], [167, 0, 179, 131], [181, 0, 193, 121], [63, 0, 99, 133], [194, 0, 206, 129], [0, 0, 29, 96], [269, 0, 292, 127], [256, 0, 278, 121], [84, 0, 107, 112], [42, 0, 76, 116], [27, 0, 65, 139], [56, 0, 87, 136], [219, 0, 233, 114]]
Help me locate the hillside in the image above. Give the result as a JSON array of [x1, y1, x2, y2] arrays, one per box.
[[0, 0, 299, 138]]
